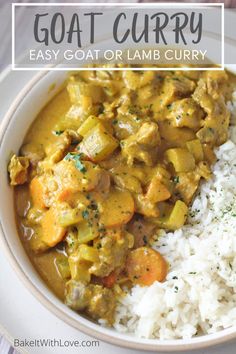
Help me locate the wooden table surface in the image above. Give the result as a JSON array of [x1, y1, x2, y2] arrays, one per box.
[[0, 0, 235, 353]]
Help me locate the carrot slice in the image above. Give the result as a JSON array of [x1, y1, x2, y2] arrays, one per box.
[[99, 189, 134, 228], [30, 177, 46, 209], [101, 271, 117, 288], [57, 189, 74, 203], [126, 247, 168, 286], [41, 207, 66, 247]]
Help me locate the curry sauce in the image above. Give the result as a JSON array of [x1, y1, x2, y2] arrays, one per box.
[[9, 67, 236, 324]]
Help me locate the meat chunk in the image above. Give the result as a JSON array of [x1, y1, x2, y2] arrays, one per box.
[[65, 280, 92, 311], [192, 78, 214, 114], [136, 122, 161, 146], [174, 172, 201, 205], [65, 280, 116, 324], [196, 98, 230, 146], [146, 176, 171, 203], [166, 98, 204, 130], [192, 71, 228, 115], [90, 230, 132, 277], [20, 143, 45, 165], [134, 194, 160, 218], [204, 71, 228, 100], [37, 131, 72, 172], [193, 72, 230, 146], [113, 173, 142, 194], [196, 161, 212, 180], [94, 170, 111, 197], [45, 131, 72, 163], [121, 122, 160, 166], [8, 154, 30, 186], [159, 76, 196, 107], [123, 71, 155, 90], [53, 159, 102, 193], [127, 218, 156, 248], [87, 285, 116, 324]]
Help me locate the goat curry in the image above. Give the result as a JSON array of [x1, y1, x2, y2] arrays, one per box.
[[8, 67, 235, 324]]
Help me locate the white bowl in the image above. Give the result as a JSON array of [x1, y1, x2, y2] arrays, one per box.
[[1, 67, 236, 352]]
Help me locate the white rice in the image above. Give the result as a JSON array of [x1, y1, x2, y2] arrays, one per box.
[[113, 98, 236, 339]]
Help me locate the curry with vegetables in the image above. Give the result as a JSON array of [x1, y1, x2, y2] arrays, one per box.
[[8, 67, 235, 324]]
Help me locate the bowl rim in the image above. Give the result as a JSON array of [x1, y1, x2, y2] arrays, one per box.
[[1, 69, 236, 352]]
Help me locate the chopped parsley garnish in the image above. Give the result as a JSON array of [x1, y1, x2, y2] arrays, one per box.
[[82, 210, 89, 219], [174, 286, 179, 293], [88, 201, 98, 211], [143, 235, 148, 245], [54, 130, 64, 136], [208, 127, 215, 133], [128, 105, 141, 115], [144, 104, 153, 110], [64, 153, 87, 173], [98, 105, 104, 114], [189, 209, 200, 218], [172, 176, 180, 184], [98, 226, 106, 233]]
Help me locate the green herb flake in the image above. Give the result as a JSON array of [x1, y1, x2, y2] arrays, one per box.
[[75, 160, 87, 173], [53, 130, 64, 136], [64, 153, 87, 173], [82, 210, 89, 219], [143, 235, 148, 245], [98, 105, 104, 114], [172, 176, 180, 184]]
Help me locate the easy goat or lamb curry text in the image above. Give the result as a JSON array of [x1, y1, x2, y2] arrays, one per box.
[[9, 67, 234, 324]]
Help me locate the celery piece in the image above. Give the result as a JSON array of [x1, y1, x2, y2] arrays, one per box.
[[78, 116, 100, 137], [77, 220, 99, 244], [79, 244, 99, 262], [186, 139, 204, 163], [58, 208, 83, 227], [153, 200, 188, 230], [67, 79, 104, 104], [165, 148, 195, 172], [80, 123, 118, 162], [55, 256, 71, 280]]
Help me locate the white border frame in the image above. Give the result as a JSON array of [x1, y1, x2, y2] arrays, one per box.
[[12, 2, 224, 71]]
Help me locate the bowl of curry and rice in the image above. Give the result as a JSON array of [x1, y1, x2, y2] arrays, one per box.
[[1, 65, 236, 351]]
